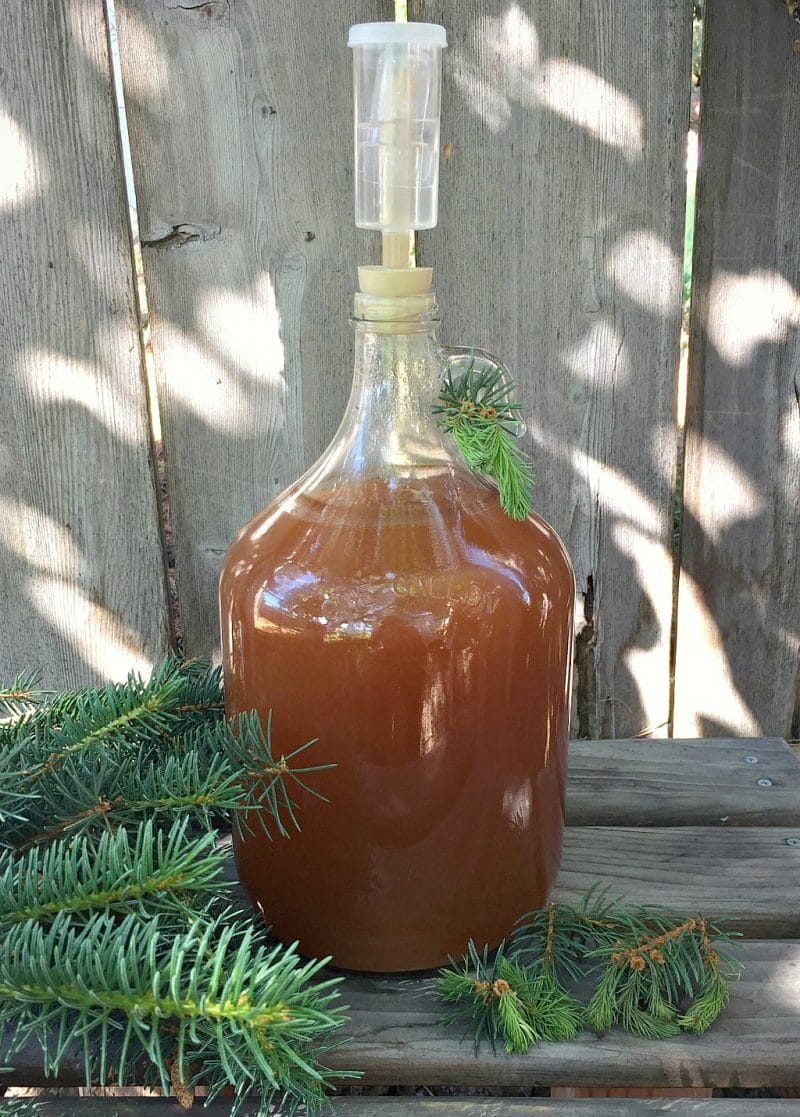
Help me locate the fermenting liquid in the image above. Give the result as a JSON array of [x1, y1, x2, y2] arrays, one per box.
[[220, 472, 574, 971]]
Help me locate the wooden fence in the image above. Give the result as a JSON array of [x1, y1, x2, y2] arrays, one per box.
[[2, 0, 798, 740]]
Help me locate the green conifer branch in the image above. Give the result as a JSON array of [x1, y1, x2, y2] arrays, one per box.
[[0, 670, 44, 720], [0, 911, 350, 1113], [7, 709, 332, 849], [439, 895, 740, 1052], [437, 938, 583, 1055], [18, 658, 220, 784], [433, 360, 534, 521], [0, 728, 38, 837], [0, 819, 230, 925], [0, 657, 353, 1113]]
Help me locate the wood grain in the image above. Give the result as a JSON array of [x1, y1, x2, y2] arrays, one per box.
[[324, 940, 800, 1088], [0, 0, 169, 686], [554, 827, 800, 936], [673, 0, 800, 738], [6, 941, 798, 1091], [2, 1099, 798, 1115], [409, 0, 692, 738], [218, 817, 800, 939], [567, 737, 800, 826], [115, 0, 387, 655]]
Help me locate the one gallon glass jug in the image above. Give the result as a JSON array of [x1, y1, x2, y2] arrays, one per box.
[[218, 21, 575, 972]]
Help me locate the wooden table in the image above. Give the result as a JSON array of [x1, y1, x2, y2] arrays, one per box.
[[3, 738, 800, 1115]]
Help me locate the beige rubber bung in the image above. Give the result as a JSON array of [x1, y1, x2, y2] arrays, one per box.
[[354, 267, 435, 326], [358, 266, 432, 296]]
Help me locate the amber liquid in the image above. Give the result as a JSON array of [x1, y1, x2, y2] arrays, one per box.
[[220, 473, 574, 971]]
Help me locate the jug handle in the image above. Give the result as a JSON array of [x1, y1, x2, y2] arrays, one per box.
[[438, 344, 527, 439]]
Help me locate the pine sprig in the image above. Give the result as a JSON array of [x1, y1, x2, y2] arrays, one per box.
[[583, 907, 738, 1038], [16, 658, 223, 786], [0, 656, 352, 1113], [6, 708, 332, 849], [437, 940, 582, 1055], [0, 728, 38, 837], [433, 359, 534, 521], [0, 670, 44, 721], [437, 941, 535, 1054], [0, 819, 230, 926], [0, 911, 350, 1114], [438, 894, 740, 1053], [11, 746, 241, 847], [226, 710, 334, 840]]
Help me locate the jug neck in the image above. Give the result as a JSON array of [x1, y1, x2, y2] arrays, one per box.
[[335, 315, 454, 475]]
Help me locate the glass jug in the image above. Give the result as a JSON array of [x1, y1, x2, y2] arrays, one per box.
[[219, 288, 575, 972]]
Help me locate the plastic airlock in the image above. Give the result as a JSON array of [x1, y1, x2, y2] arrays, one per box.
[[348, 22, 447, 235]]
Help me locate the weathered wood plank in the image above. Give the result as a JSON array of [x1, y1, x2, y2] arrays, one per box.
[[1, 1099, 797, 1115], [409, 0, 692, 738], [8, 805, 797, 1090], [0, 0, 169, 685], [325, 940, 800, 1088], [673, 0, 800, 738], [6, 941, 795, 1091], [554, 828, 800, 936], [115, 0, 387, 655], [216, 792, 800, 935], [12, 942, 795, 1090], [326, 1105, 795, 1116], [567, 738, 800, 826]]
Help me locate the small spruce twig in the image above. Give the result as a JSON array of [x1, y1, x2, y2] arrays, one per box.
[[0, 670, 44, 721], [438, 893, 740, 1053], [433, 358, 534, 520], [0, 818, 230, 925], [437, 941, 540, 1054]]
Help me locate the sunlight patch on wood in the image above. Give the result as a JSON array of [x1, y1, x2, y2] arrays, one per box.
[[450, 4, 643, 156], [28, 575, 153, 681], [607, 231, 682, 315], [672, 567, 760, 737], [707, 268, 800, 367], [682, 441, 764, 545], [0, 110, 46, 209]]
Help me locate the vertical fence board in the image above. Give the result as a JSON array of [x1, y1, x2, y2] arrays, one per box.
[[0, 0, 169, 686], [674, 0, 800, 738], [115, 0, 387, 656], [412, 1, 692, 737]]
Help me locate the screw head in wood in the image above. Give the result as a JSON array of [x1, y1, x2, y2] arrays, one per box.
[[786, 837, 800, 847], [756, 778, 773, 787], [744, 755, 759, 764]]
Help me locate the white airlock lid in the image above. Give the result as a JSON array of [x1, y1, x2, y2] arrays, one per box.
[[348, 22, 447, 47]]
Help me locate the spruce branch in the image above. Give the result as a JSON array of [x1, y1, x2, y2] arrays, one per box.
[[17, 657, 222, 785], [0, 656, 351, 1112], [7, 709, 332, 849], [0, 819, 230, 925], [0, 727, 38, 838], [433, 359, 534, 521], [0, 670, 44, 721], [225, 710, 334, 841], [10, 747, 241, 847], [437, 939, 582, 1054], [439, 895, 740, 1052], [583, 904, 739, 1039], [437, 941, 534, 1054], [0, 911, 351, 1114]]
